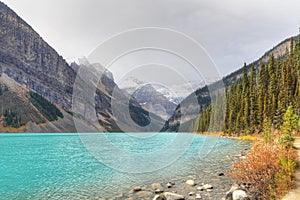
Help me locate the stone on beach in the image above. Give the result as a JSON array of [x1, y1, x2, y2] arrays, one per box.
[[188, 192, 195, 196], [153, 194, 167, 200], [167, 182, 174, 188], [224, 184, 250, 200], [115, 193, 125, 198], [153, 192, 185, 200], [232, 190, 248, 200], [152, 183, 163, 190], [197, 186, 204, 191], [203, 184, 213, 189], [130, 186, 142, 193], [228, 184, 240, 193], [164, 192, 185, 200], [155, 188, 164, 194], [135, 191, 153, 198], [186, 180, 196, 186]]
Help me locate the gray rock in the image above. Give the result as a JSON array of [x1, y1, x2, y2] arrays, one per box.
[[195, 194, 202, 199], [130, 186, 142, 193], [202, 184, 213, 189], [229, 184, 240, 192], [135, 191, 153, 198], [232, 190, 248, 200], [164, 192, 185, 200], [225, 184, 241, 200], [152, 183, 163, 190], [153, 195, 167, 200], [186, 180, 196, 186], [155, 188, 164, 194], [115, 193, 125, 198], [188, 192, 195, 196], [197, 186, 204, 191], [167, 182, 173, 188], [169, 181, 176, 185]]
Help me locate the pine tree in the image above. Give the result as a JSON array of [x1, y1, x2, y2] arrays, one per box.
[[249, 65, 258, 132], [197, 39, 300, 136], [267, 55, 277, 120], [242, 64, 250, 133], [257, 62, 266, 130]]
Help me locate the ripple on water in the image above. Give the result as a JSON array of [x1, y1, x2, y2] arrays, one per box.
[[0, 133, 251, 199]]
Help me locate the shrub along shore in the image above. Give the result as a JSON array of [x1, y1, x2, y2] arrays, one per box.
[[229, 136, 298, 199], [226, 106, 300, 199]]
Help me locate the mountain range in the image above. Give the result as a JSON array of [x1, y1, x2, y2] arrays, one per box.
[[0, 1, 163, 133], [162, 33, 300, 132], [0, 1, 298, 133]]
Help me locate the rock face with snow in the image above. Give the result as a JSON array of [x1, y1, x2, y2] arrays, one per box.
[[130, 84, 177, 120], [0, 2, 163, 132], [121, 77, 178, 120]]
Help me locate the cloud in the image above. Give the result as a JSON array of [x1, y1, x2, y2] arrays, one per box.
[[2, 0, 300, 76]]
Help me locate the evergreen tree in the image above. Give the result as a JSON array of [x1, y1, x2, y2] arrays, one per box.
[[249, 65, 258, 132], [281, 105, 299, 135], [262, 117, 273, 143], [197, 39, 300, 135], [257, 61, 266, 130]]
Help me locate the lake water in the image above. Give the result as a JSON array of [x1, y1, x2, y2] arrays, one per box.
[[0, 133, 250, 200]]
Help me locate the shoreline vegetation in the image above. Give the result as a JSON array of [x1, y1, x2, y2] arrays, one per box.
[[195, 106, 299, 199], [192, 37, 300, 199], [190, 133, 298, 200], [229, 136, 298, 199]]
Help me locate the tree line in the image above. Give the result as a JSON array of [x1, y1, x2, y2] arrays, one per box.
[[197, 38, 300, 135], [3, 109, 23, 128], [29, 91, 63, 122]]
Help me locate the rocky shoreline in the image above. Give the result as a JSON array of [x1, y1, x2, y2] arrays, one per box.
[[113, 150, 251, 200]]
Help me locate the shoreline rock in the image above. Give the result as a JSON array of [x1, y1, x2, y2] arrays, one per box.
[[186, 180, 196, 186], [114, 147, 252, 200], [129, 186, 142, 193], [223, 184, 251, 200]]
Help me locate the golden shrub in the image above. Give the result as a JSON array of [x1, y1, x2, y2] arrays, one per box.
[[229, 141, 298, 199]]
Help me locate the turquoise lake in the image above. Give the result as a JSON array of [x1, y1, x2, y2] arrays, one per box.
[[0, 133, 250, 200]]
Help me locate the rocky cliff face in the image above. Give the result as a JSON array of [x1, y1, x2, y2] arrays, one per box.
[[130, 84, 177, 120], [121, 77, 179, 120], [0, 3, 75, 109], [0, 2, 162, 132]]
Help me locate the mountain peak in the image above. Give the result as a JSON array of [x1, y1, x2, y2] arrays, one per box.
[[0, 2, 164, 132]]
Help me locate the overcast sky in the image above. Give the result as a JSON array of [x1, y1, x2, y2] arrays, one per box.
[[2, 0, 300, 76]]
